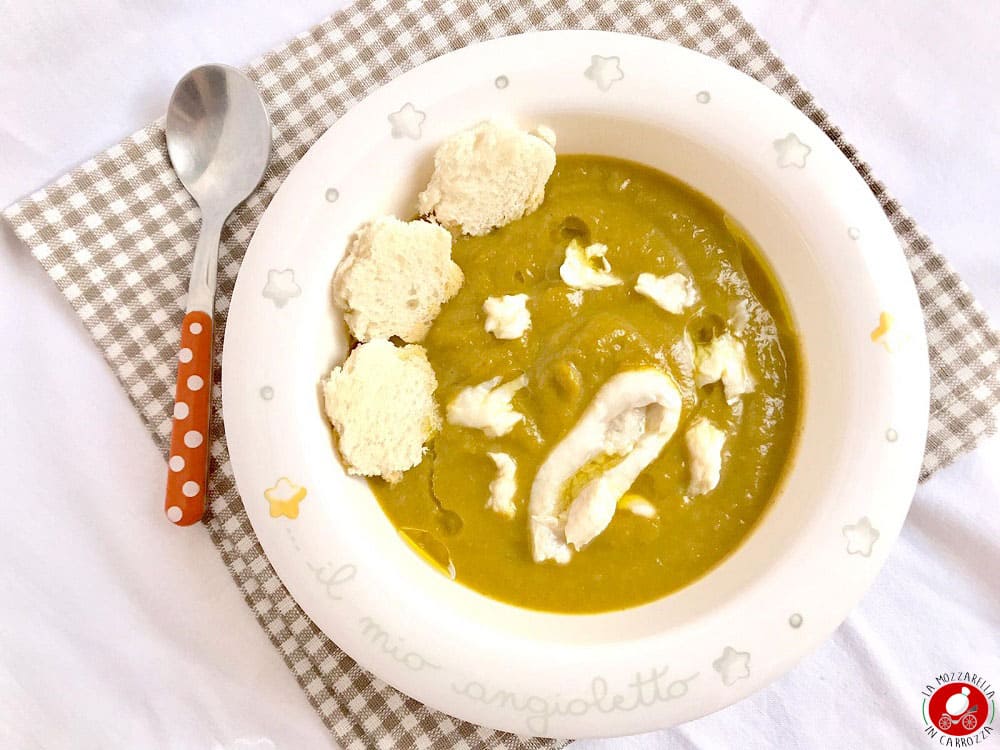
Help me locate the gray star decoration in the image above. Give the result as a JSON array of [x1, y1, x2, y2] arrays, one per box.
[[388, 103, 426, 139], [712, 646, 751, 686], [843, 516, 880, 556], [584, 55, 624, 92], [774, 133, 811, 168], [262, 268, 301, 308]]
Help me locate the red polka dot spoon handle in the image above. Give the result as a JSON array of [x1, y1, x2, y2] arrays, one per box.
[[162, 64, 271, 526], [165, 311, 213, 525]]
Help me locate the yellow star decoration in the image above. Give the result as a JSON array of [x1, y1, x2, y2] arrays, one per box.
[[264, 477, 307, 519], [870, 311, 902, 352]]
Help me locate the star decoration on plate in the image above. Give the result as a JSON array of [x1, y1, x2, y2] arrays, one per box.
[[712, 646, 751, 686], [584, 55, 624, 91], [388, 102, 426, 139], [843, 516, 880, 556], [262, 268, 301, 308], [773, 133, 811, 168], [264, 477, 307, 519], [870, 311, 905, 352]]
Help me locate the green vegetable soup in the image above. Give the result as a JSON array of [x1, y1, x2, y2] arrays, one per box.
[[370, 155, 801, 613]]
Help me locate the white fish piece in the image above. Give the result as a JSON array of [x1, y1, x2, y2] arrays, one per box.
[[531, 515, 573, 564], [483, 294, 531, 339], [486, 452, 518, 518], [694, 332, 756, 404], [528, 369, 682, 563], [685, 418, 726, 496], [604, 407, 647, 456], [446, 374, 528, 437], [634, 272, 698, 314], [559, 239, 623, 291]]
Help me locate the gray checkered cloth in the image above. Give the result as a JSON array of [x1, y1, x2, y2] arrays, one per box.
[[4, 0, 999, 747]]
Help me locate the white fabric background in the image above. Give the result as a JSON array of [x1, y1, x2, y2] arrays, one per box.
[[1, 1, 997, 748]]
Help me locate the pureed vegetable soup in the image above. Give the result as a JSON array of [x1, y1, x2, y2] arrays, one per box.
[[370, 155, 802, 613]]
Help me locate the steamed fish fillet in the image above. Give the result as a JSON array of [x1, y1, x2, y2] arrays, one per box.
[[528, 369, 683, 564]]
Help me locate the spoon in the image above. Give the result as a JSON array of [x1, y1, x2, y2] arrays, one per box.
[[163, 64, 271, 526]]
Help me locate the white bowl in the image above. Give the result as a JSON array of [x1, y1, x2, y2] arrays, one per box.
[[222, 30, 928, 738]]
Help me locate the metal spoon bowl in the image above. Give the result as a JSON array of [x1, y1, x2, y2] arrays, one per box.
[[166, 65, 271, 210], [166, 64, 272, 312]]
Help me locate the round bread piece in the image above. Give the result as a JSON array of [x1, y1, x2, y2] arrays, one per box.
[[417, 120, 557, 236], [323, 340, 441, 482], [333, 216, 463, 343]]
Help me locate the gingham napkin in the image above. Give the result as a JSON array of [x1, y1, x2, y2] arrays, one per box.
[[5, 0, 999, 747]]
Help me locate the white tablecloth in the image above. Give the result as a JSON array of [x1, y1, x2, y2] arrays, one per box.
[[2, 2, 997, 748]]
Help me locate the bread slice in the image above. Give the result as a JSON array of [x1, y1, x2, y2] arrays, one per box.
[[417, 120, 557, 236], [333, 216, 463, 343], [323, 340, 441, 482]]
